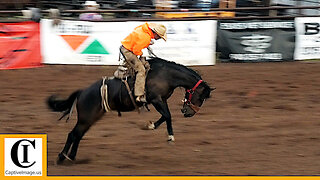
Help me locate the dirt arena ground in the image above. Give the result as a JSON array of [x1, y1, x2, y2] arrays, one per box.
[[1, 61, 320, 175]]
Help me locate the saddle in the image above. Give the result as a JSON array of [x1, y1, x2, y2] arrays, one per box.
[[113, 57, 150, 80], [114, 46, 153, 80], [110, 60, 150, 114], [113, 65, 132, 80]]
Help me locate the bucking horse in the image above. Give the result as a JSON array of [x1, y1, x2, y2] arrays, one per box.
[[47, 57, 214, 164]]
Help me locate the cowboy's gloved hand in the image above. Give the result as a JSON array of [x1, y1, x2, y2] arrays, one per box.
[[139, 56, 150, 70], [144, 61, 150, 70], [139, 56, 146, 62]]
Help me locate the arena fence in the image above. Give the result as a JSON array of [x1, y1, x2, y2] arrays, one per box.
[[1, 5, 320, 69], [0, 5, 320, 22]]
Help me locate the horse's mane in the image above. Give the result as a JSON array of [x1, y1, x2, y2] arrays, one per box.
[[148, 57, 212, 99], [148, 57, 201, 79]]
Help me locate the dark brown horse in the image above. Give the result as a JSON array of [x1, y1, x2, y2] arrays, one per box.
[[47, 57, 214, 163]]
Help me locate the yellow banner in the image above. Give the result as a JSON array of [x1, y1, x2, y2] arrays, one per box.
[[0, 134, 317, 180]]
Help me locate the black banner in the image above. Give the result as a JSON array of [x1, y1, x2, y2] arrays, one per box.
[[217, 20, 296, 62]]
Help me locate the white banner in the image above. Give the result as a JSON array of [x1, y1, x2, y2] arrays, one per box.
[[294, 17, 320, 60], [40, 19, 216, 65], [145, 20, 216, 65]]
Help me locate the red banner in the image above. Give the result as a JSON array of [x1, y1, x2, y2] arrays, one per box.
[[0, 21, 42, 69]]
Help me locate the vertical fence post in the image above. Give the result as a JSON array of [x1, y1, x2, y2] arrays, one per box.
[[264, 0, 277, 17], [297, 0, 302, 15], [219, 0, 236, 8]]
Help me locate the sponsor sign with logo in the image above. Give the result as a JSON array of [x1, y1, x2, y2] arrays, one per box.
[[41, 19, 216, 66], [217, 20, 295, 62], [294, 17, 320, 60]]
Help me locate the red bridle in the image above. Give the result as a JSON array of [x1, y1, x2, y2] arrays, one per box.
[[184, 80, 203, 112]]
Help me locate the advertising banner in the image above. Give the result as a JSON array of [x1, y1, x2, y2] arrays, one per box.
[[41, 19, 216, 66], [294, 17, 320, 60], [0, 21, 42, 69], [147, 20, 216, 66], [217, 20, 295, 62]]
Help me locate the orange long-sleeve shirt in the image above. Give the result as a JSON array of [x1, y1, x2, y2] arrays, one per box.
[[121, 23, 154, 56]]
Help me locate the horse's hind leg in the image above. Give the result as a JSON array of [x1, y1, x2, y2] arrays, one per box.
[[57, 123, 88, 163], [57, 82, 105, 163], [67, 122, 91, 161], [67, 110, 104, 161], [57, 130, 75, 162], [57, 118, 98, 163]]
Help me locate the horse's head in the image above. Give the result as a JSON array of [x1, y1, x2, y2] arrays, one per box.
[[181, 80, 215, 117]]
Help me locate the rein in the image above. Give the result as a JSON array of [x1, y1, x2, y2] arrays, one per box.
[[121, 79, 139, 112], [185, 80, 203, 112]]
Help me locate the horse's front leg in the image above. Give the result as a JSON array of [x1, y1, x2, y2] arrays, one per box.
[[150, 100, 174, 142]]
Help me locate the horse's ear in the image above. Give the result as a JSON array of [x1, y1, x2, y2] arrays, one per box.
[[210, 87, 216, 91]]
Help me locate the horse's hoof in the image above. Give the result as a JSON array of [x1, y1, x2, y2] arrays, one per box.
[[147, 121, 155, 130], [55, 157, 63, 165], [140, 121, 155, 130], [56, 155, 65, 165], [62, 153, 74, 162], [56, 153, 65, 163], [167, 135, 175, 142], [56, 153, 74, 165]]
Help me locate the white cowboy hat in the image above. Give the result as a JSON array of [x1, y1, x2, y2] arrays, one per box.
[[148, 23, 167, 41], [84, 1, 99, 7]]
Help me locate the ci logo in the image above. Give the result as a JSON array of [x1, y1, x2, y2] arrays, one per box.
[[4, 137, 43, 176], [10, 139, 36, 168]]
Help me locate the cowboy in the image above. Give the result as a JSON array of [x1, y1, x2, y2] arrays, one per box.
[[120, 22, 167, 103]]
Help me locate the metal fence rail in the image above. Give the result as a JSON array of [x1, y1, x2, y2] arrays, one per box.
[[1, 5, 319, 13], [0, 5, 319, 22]]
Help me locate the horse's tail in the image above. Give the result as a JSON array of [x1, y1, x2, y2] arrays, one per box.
[[47, 90, 82, 121]]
